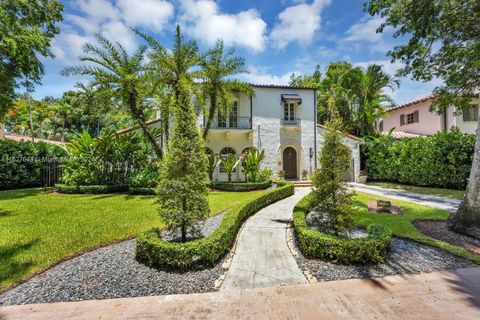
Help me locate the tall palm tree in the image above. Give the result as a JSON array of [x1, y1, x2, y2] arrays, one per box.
[[199, 40, 251, 139], [49, 100, 74, 142], [139, 25, 200, 142], [356, 64, 399, 136], [61, 34, 163, 159]]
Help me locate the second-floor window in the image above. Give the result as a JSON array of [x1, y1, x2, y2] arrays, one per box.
[[217, 100, 238, 128], [463, 105, 478, 122], [229, 101, 238, 128], [400, 111, 419, 125], [284, 102, 295, 121]]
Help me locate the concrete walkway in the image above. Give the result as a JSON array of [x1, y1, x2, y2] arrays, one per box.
[[220, 187, 311, 290], [2, 267, 479, 320], [350, 182, 461, 212]]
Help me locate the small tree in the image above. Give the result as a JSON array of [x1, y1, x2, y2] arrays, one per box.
[[206, 151, 220, 181], [312, 122, 355, 235], [156, 84, 209, 242], [242, 149, 265, 182], [221, 154, 241, 182]]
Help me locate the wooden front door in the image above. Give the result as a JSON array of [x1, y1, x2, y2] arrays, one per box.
[[283, 147, 297, 179]]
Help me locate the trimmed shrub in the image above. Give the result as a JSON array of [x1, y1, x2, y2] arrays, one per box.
[[364, 128, 475, 189], [293, 193, 392, 264], [0, 140, 67, 190], [56, 184, 128, 194], [210, 180, 272, 191], [136, 182, 294, 269]]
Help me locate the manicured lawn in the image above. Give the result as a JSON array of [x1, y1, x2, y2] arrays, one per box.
[[366, 181, 465, 200], [353, 192, 480, 263], [0, 188, 264, 290]]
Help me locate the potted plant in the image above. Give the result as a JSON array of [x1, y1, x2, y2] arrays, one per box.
[[357, 170, 368, 183], [301, 169, 309, 180], [277, 170, 285, 180]]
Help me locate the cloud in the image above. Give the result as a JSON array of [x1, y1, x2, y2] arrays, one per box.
[[118, 0, 174, 32], [343, 16, 395, 52], [241, 66, 302, 85], [270, 0, 332, 49], [178, 0, 267, 52], [52, 0, 175, 63]]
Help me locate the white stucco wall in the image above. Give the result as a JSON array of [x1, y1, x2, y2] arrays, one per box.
[[251, 87, 316, 179]]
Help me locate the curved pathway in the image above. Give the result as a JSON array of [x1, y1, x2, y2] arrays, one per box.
[[350, 183, 461, 212], [221, 188, 311, 290]]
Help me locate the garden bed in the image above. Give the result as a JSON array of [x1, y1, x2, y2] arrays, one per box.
[[210, 180, 272, 192], [136, 182, 294, 270], [0, 212, 229, 306], [288, 224, 473, 281], [293, 193, 392, 264]]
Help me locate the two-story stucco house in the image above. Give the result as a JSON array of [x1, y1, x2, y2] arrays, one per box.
[[119, 84, 361, 182], [378, 95, 480, 138]]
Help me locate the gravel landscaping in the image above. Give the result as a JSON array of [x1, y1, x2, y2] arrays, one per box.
[[288, 224, 474, 282], [0, 212, 228, 306]]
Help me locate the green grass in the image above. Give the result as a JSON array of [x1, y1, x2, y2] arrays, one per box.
[[366, 181, 465, 200], [0, 188, 263, 290], [353, 192, 480, 263]]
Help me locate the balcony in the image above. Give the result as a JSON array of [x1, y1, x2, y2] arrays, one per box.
[[281, 118, 301, 126], [208, 116, 252, 129]]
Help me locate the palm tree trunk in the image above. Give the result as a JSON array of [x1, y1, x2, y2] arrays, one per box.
[[136, 119, 163, 159], [202, 92, 217, 140], [448, 101, 480, 238], [128, 93, 163, 159]]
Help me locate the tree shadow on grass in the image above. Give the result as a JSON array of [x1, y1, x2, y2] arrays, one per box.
[[0, 188, 43, 201], [0, 239, 40, 285], [0, 210, 14, 218]]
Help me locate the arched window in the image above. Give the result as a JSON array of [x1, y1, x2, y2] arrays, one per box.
[[241, 147, 255, 156], [379, 120, 384, 132], [219, 147, 236, 173]]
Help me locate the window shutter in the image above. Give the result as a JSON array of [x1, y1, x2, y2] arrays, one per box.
[[414, 111, 419, 123], [474, 106, 479, 121], [400, 114, 405, 126]]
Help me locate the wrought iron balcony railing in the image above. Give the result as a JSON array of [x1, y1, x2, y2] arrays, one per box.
[[208, 116, 252, 129]]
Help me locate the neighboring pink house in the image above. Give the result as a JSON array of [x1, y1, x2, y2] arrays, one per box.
[[379, 95, 479, 136]]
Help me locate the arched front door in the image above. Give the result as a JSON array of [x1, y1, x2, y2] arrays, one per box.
[[283, 147, 297, 179]]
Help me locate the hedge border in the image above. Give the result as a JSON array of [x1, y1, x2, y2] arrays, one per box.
[[55, 184, 129, 194], [210, 180, 272, 191], [293, 193, 392, 264], [135, 181, 294, 270]]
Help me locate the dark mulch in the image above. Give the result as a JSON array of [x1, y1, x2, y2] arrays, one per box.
[[414, 220, 480, 255]]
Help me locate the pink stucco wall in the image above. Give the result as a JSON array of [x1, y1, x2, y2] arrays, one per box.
[[381, 100, 443, 135]]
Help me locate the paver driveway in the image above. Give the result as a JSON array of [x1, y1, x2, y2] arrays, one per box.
[[220, 187, 311, 290]]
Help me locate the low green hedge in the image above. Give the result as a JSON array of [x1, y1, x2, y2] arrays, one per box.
[[55, 184, 129, 194], [136, 181, 294, 269], [293, 194, 392, 264], [210, 180, 272, 191], [128, 187, 156, 195]]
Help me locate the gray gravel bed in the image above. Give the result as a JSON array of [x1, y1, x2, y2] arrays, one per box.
[[0, 212, 228, 306], [292, 234, 474, 282]]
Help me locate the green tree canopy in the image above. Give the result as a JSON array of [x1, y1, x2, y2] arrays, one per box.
[[0, 0, 63, 117]]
